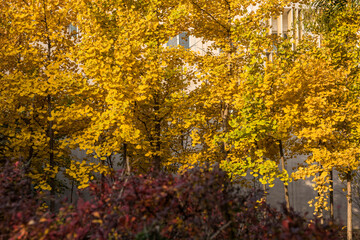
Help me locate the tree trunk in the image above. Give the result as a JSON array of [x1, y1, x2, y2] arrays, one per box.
[[279, 140, 290, 211], [330, 169, 334, 223], [263, 183, 267, 202], [44, 2, 55, 212], [153, 94, 161, 172], [220, 4, 233, 161], [123, 143, 131, 175], [221, 102, 229, 160], [347, 173, 352, 240], [70, 179, 74, 203], [318, 166, 324, 224], [317, 191, 324, 224], [47, 94, 55, 212]]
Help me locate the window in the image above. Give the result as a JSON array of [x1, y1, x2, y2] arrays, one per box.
[[166, 32, 189, 49]]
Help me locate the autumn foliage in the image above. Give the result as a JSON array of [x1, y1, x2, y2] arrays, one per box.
[[1, 0, 360, 238]]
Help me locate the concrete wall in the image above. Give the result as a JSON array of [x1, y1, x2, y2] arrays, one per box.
[[267, 154, 359, 227]]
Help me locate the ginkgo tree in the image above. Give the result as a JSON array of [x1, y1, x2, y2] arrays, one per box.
[[0, 0, 101, 207], [181, 0, 302, 209], [69, 0, 196, 177], [290, 2, 360, 238], [224, 39, 298, 208]]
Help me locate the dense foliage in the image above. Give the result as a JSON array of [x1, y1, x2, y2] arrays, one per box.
[[1, 162, 339, 239], [1, 0, 360, 239], [0, 162, 38, 239]]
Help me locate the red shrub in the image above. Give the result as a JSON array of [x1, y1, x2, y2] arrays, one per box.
[[7, 165, 340, 239], [0, 161, 38, 239]]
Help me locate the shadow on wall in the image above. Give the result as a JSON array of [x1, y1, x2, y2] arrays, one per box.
[[57, 149, 359, 229], [57, 148, 126, 208], [266, 154, 359, 228]]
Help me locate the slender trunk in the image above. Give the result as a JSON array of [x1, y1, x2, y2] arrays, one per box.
[[222, 7, 235, 239], [318, 166, 324, 224], [263, 183, 267, 203], [70, 179, 74, 203], [153, 94, 161, 172], [24, 100, 35, 175], [221, 103, 229, 159], [318, 190, 324, 224], [47, 95, 55, 212], [347, 173, 352, 240], [220, 5, 233, 161], [43, 1, 55, 212], [262, 183, 268, 219], [107, 154, 114, 169], [330, 169, 334, 223], [279, 140, 290, 211], [126, 153, 131, 175], [123, 143, 131, 175]]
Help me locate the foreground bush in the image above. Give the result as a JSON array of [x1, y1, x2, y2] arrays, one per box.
[[0, 162, 39, 239], [5, 164, 340, 239]]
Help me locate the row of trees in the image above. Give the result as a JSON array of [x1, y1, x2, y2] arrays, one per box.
[[1, 0, 359, 238]]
